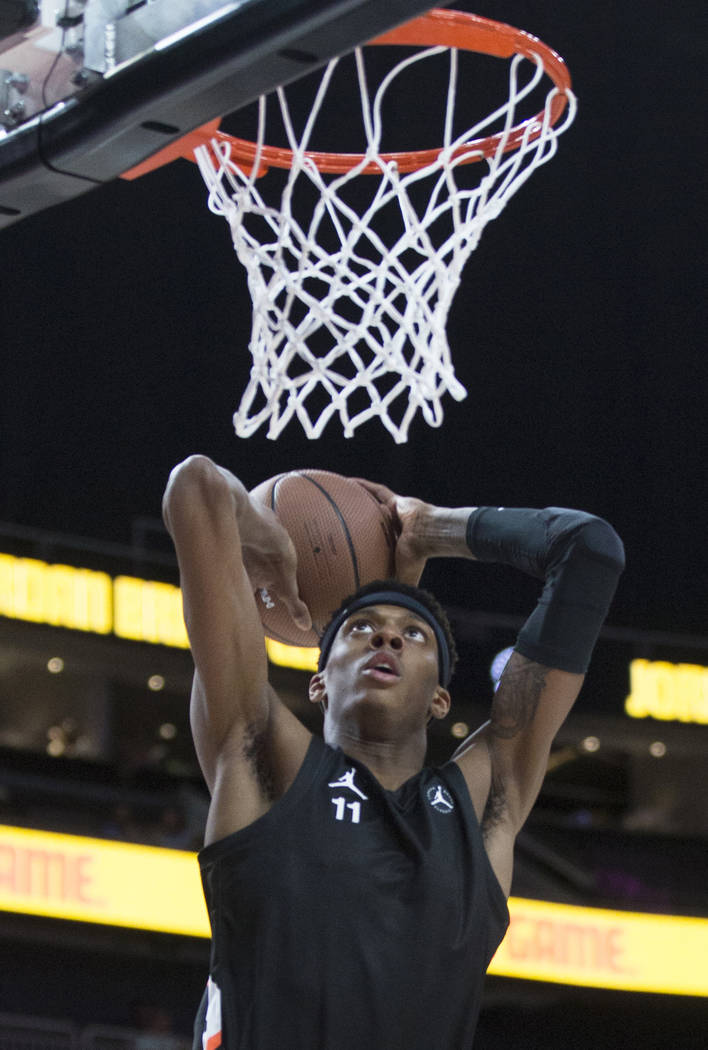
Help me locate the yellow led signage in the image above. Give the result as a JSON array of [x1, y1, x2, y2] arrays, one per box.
[[265, 637, 319, 672], [0, 552, 188, 649], [0, 823, 207, 937], [113, 575, 189, 648], [488, 896, 708, 996], [2, 824, 707, 996], [0, 551, 314, 664], [0, 554, 112, 634], [625, 658, 708, 725]]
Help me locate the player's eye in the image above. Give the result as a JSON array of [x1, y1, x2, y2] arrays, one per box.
[[405, 624, 426, 640], [350, 618, 373, 633]]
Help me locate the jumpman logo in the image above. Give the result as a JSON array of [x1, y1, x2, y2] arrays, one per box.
[[427, 783, 454, 814], [328, 768, 368, 801]]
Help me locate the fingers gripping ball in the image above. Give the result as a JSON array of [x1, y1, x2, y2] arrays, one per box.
[[249, 470, 397, 647]]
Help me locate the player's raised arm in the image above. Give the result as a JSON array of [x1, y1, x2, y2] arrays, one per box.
[[460, 507, 624, 890], [360, 485, 625, 895], [162, 456, 311, 794]]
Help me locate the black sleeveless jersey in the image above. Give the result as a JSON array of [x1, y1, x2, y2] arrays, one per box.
[[194, 734, 509, 1050]]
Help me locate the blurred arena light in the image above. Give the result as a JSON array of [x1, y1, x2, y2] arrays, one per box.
[[490, 646, 514, 690], [46, 726, 65, 756]]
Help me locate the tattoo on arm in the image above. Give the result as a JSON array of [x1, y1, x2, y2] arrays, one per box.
[[490, 657, 547, 740]]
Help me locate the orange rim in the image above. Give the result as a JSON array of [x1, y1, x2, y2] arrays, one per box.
[[122, 9, 572, 181]]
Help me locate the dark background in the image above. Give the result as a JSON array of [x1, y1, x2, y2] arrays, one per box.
[[1, 0, 705, 641]]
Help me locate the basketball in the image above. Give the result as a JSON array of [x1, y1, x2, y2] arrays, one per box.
[[249, 470, 397, 647]]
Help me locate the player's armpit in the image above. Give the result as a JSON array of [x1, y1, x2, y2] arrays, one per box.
[[486, 652, 584, 834], [203, 684, 312, 843], [452, 724, 516, 897], [453, 656, 582, 896]]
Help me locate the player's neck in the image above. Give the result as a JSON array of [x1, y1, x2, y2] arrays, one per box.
[[326, 725, 427, 791]]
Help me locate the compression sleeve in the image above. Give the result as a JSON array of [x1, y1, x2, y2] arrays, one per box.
[[466, 507, 625, 674]]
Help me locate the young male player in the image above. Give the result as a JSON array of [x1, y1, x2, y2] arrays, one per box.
[[162, 455, 624, 1050]]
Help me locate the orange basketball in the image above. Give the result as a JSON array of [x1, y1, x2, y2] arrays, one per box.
[[249, 470, 397, 647]]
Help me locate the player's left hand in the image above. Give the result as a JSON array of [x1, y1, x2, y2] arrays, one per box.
[[353, 478, 432, 586]]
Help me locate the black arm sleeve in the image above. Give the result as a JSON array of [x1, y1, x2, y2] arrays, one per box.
[[466, 507, 625, 674]]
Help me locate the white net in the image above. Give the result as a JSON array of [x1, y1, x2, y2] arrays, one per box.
[[195, 40, 576, 443]]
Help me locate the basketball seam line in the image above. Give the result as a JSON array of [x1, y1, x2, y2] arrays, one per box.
[[288, 472, 361, 593]]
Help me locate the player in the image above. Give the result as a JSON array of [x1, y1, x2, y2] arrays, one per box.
[[162, 455, 625, 1050]]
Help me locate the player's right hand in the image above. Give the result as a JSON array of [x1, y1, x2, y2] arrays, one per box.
[[238, 497, 312, 631]]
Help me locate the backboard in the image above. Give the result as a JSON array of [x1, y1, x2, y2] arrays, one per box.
[[0, 0, 436, 228]]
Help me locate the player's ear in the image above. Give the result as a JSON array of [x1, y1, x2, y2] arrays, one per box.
[[308, 672, 327, 709], [428, 684, 451, 722]]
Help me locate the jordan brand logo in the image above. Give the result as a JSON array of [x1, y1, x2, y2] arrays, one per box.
[[328, 768, 368, 801], [329, 768, 368, 824], [427, 783, 455, 814]]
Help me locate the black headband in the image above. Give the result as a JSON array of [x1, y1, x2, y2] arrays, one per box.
[[317, 590, 452, 686]]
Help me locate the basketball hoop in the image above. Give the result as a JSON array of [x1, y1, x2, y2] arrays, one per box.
[[125, 9, 576, 442]]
